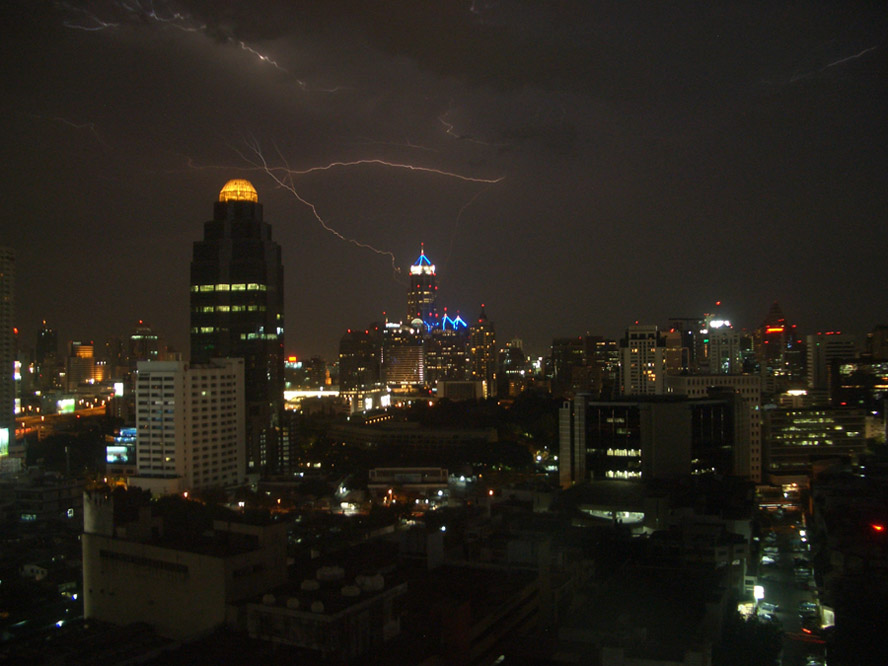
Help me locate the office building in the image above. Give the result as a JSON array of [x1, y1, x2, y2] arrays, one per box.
[[620, 325, 666, 396], [807, 331, 858, 391], [469, 305, 496, 397], [667, 374, 763, 482], [381, 322, 424, 386], [707, 325, 743, 375], [339, 327, 381, 391], [406, 245, 438, 329], [559, 394, 745, 487], [190, 179, 284, 472], [764, 406, 868, 475], [65, 340, 105, 390], [0, 247, 13, 460], [666, 317, 704, 373], [130, 359, 245, 494], [425, 314, 469, 386]]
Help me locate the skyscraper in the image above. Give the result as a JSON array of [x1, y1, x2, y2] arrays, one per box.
[[0, 247, 13, 460], [35, 321, 60, 391], [469, 306, 497, 398], [406, 245, 438, 329], [190, 179, 284, 473], [806, 331, 858, 391], [620, 324, 666, 396]]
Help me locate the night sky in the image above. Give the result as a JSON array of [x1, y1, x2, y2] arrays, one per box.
[[2, 0, 885, 360]]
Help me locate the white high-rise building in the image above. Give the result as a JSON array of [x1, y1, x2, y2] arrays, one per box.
[[0, 247, 13, 461], [620, 325, 666, 395], [130, 359, 245, 495]]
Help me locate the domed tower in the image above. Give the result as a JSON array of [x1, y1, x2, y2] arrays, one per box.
[[190, 179, 285, 472], [406, 244, 439, 330]]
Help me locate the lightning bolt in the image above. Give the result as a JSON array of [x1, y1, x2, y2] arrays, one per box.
[[244, 140, 403, 278], [31, 114, 109, 148], [269, 159, 503, 184], [239, 42, 290, 76], [443, 185, 492, 271], [438, 103, 508, 148], [60, 2, 119, 31], [232, 138, 504, 279], [825, 46, 878, 69], [58, 1, 303, 82]]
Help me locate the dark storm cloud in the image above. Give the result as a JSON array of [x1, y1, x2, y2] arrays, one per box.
[[1, 0, 886, 359]]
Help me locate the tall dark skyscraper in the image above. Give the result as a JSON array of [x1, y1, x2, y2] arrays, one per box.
[[190, 179, 285, 473], [406, 245, 438, 329]]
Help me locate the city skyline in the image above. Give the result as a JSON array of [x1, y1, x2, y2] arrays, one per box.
[[2, 1, 886, 360]]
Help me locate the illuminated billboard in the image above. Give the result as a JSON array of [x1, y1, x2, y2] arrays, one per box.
[[106, 445, 132, 464]]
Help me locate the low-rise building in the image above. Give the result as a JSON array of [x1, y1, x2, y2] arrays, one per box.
[[82, 487, 287, 640]]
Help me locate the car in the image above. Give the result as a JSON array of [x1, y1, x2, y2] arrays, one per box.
[[761, 555, 776, 565], [798, 601, 818, 613], [759, 602, 779, 613], [801, 615, 821, 635]]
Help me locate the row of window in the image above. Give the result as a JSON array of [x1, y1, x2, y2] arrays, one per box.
[[192, 283, 268, 292], [195, 305, 268, 313]]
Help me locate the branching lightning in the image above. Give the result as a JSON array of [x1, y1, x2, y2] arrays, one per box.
[[268, 159, 504, 184], [244, 139, 402, 278], [224, 138, 506, 280], [60, 2, 119, 31], [58, 1, 303, 82], [31, 114, 109, 147]]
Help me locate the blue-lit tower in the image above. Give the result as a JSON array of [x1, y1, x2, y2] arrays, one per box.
[[407, 245, 439, 330]]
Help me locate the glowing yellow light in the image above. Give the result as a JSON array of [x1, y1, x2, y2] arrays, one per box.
[[218, 179, 258, 203]]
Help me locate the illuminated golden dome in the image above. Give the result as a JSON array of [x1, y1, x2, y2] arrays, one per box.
[[218, 179, 258, 203]]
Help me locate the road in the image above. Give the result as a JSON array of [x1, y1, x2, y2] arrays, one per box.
[[756, 513, 827, 665]]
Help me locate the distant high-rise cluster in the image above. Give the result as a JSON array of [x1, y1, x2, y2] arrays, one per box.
[[557, 300, 888, 489], [339, 246, 497, 402]]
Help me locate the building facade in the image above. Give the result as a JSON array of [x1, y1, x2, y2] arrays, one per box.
[[190, 179, 284, 472], [667, 374, 763, 483], [82, 488, 287, 640], [806, 331, 858, 391], [131, 359, 245, 493], [0, 247, 13, 460], [406, 246, 438, 329], [620, 325, 666, 396], [559, 395, 745, 487], [469, 306, 496, 397]]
